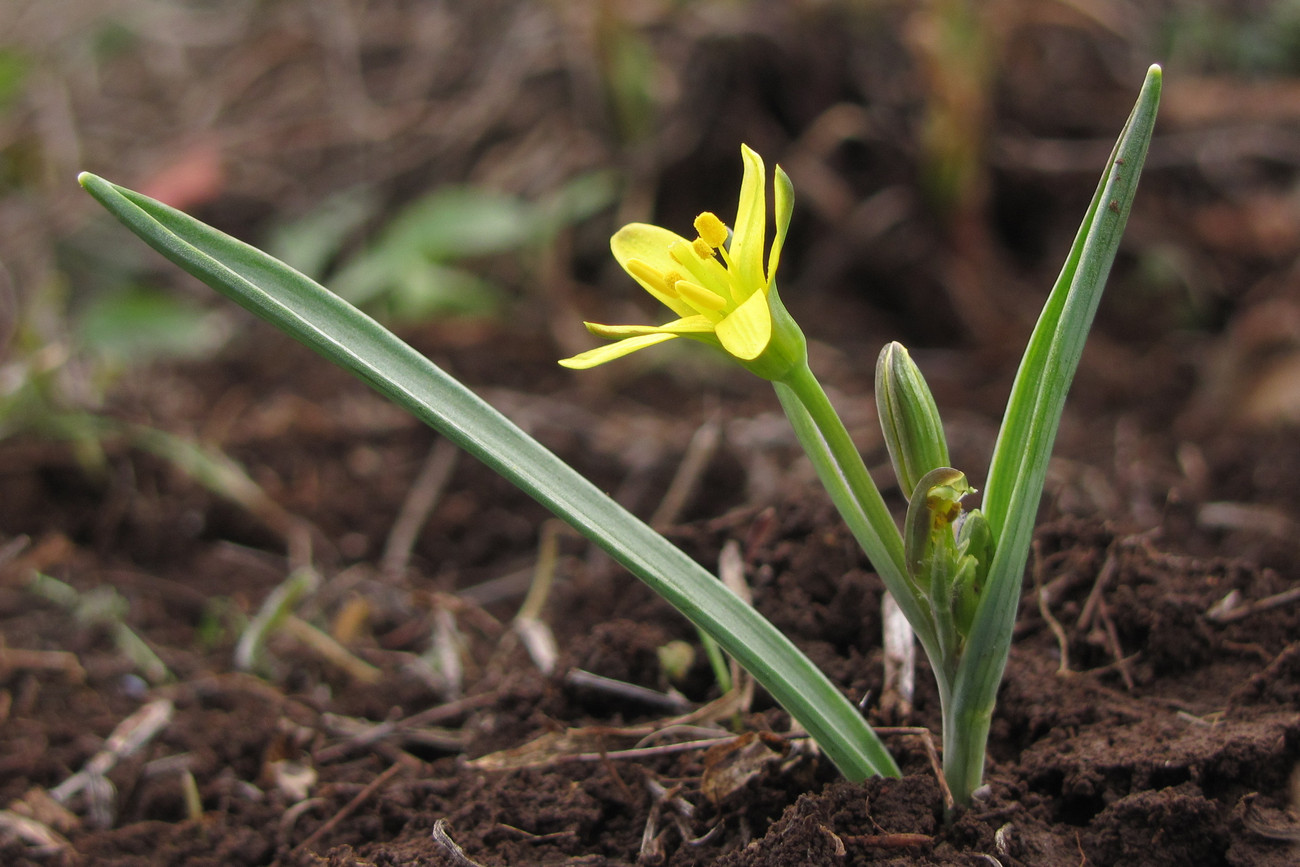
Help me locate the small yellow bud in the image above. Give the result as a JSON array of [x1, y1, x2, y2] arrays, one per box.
[[694, 212, 729, 248]]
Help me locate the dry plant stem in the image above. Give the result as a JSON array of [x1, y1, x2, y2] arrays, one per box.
[[428, 606, 467, 696], [564, 669, 692, 714], [838, 832, 934, 848], [1096, 597, 1134, 690], [50, 699, 175, 805], [1031, 541, 1071, 674], [289, 762, 404, 860], [282, 614, 382, 683], [431, 818, 488, 867], [0, 646, 85, 680], [512, 519, 564, 674], [381, 437, 458, 578], [709, 539, 749, 695], [1076, 542, 1119, 631], [881, 592, 916, 721], [650, 415, 721, 529], [1207, 584, 1300, 623], [0, 810, 71, 857], [1241, 794, 1300, 842], [515, 519, 563, 622]]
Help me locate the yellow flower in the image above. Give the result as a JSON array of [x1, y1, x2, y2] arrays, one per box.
[[560, 144, 806, 382]]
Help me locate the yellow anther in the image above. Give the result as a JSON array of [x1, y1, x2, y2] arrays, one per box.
[[626, 258, 672, 296], [694, 212, 729, 248], [692, 237, 715, 260], [673, 278, 728, 312]]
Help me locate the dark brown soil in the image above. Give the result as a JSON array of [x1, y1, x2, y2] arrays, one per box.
[[6, 2, 1300, 865], [3, 318, 1300, 866]]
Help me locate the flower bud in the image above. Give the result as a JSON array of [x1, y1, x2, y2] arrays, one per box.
[[903, 467, 970, 579], [953, 509, 992, 635], [876, 342, 950, 497]]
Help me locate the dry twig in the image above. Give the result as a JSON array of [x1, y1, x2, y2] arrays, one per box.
[[289, 761, 404, 859]]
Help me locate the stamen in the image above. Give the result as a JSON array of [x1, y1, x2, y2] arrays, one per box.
[[672, 278, 728, 312], [668, 241, 695, 267], [692, 237, 715, 260], [694, 212, 729, 248], [626, 258, 674, 296]]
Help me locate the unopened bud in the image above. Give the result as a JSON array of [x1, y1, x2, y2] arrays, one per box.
[[904, 467, 970, 578], [876, 342, 950, 497]]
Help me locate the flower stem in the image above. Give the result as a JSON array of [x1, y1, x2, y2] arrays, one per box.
[[773, 363, 943, 670], [778, 362, 986, 802]]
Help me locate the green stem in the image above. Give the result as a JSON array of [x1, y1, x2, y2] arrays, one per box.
[[773, 364, 945, 679], [942, 688, 992, 807]]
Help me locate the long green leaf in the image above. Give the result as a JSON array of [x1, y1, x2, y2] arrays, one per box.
[[945, 65, 1162, 801], [78, 172, 900, 781]]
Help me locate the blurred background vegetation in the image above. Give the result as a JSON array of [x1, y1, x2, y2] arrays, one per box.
[[4, 0, 1300, 442]]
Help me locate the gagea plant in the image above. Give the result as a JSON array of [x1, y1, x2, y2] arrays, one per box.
[[79, 66, 1161, 807]]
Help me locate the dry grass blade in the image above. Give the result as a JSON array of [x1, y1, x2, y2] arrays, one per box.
[[1031, 540, 1071, 675], [1206, 585, 1300, 624], [282, 614, 382, 683], [880, 591, 915, 721], [49, 699, 175, 805], [651, 415, 721, 529], [0, 810, 71, 858], [381, 437, 459, 578], [431, 818, 488, 867], [0, 645, 85, 681]]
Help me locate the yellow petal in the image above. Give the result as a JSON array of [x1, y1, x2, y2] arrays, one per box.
[[558, 332, 678, 369], [768, 163, 794, 288], [714, 283, 772, 361], [730, 145, 766, 297], [585, 315, 714, 338], [657, 315, 717, 333], [612, 225, 696, 318]]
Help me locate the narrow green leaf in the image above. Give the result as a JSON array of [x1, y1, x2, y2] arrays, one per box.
[[945, 65, 1162, 804], [982, 65, 1162, 537], [78, 171, 899, 781]]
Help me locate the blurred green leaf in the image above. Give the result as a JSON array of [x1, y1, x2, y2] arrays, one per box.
[[538, 169, 620, 227], [329, 250, 499, 315], [0, 49, 29, 112], [324, 172, 617, 321], [76, 287, 227, 362], [265, 187, 382, 280], [382, 187, 541, 260]]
